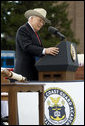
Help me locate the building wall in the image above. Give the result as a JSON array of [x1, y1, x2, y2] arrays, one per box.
[[58, 2, 84, 80], [75, 66, 84, 80], [58, 1, 84, 53]]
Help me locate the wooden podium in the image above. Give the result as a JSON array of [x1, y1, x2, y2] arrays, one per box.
[[1, 82, 44, 125], [35, 41, 78, 81]]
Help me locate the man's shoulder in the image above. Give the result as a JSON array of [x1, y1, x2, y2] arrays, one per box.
[[18, 23, 32, 33], [18, 23, 27, 31]]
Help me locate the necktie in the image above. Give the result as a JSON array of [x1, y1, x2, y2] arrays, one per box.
[[35, 32, 41, 45]]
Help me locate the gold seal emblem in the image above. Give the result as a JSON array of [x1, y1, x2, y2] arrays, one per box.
[[70, 43, 76, 62]]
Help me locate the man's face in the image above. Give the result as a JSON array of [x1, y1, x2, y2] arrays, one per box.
[[30, 16, 45, 31]]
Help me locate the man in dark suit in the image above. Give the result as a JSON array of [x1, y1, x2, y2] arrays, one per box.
[[14, 8, 59, 81]]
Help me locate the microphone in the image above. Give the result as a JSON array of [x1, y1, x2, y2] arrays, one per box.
[[48, 26, 59, 34], [48, 26, 65, 40]]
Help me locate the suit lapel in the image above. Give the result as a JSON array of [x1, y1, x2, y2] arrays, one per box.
[[25, 23, 43, 46]]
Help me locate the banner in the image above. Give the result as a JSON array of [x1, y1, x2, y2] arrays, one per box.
[[17, 81, 84, 125], [44, 81, 84, 125]]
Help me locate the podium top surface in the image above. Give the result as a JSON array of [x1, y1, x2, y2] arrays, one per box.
[[1, 82, 45, 86]]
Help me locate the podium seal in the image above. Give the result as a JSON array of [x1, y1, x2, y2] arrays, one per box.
[[70, 43, 76, 62], [44, 87, 76, 125]]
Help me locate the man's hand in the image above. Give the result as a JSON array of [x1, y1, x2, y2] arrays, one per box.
[[45, 47, 59, 56], [1, 68, 12, 77]]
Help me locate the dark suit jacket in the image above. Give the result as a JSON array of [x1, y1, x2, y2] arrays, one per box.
[[14, 23, 44, 80]]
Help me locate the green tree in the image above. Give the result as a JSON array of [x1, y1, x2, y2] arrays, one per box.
[[1, 1, 79, 50]]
